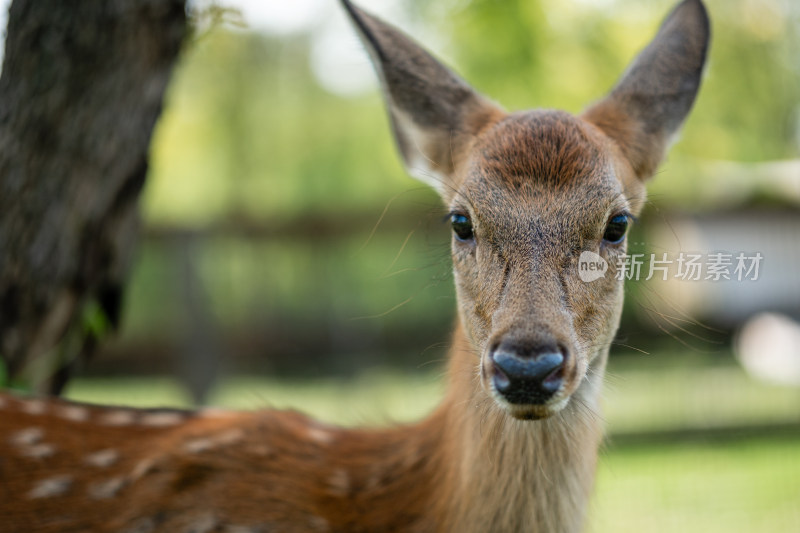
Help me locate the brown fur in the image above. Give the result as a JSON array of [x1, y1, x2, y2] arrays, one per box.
[[0, 1, 710, 531], [0, 333, 600, 533]]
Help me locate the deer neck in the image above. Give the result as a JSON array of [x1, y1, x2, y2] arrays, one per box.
[[430, 324, 606, 533]]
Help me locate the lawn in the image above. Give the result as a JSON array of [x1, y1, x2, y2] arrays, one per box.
[[63, 362, 800, 533], [591, 438, 800, 533]]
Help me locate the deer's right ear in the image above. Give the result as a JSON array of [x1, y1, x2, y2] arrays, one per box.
[[341, 0, 503, 196], [582, 0, 710, 180]]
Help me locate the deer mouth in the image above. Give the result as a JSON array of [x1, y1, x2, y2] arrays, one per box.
[[502, 398, 571, 420]]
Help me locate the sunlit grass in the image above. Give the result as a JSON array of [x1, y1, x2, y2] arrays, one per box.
[[65, 362, 799, 430], [65, 370, 445, 426], [603, 364, 800, 432], [590, 438, 800, 533]]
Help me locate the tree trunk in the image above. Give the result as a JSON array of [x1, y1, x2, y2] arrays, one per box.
[[0, 0, 186, 393]]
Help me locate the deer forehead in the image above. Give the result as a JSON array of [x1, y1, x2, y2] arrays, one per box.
[[464, 111, 621, 202], [472, 111, 605, 181], [456, 112, 624, 246]]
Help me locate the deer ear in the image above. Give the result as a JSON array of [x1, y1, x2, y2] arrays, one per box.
[[583, 0, 710, 180], [341, 0, 502, 195]]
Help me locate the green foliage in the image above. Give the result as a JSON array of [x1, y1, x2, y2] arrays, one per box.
[[0, 357, 30, 392], [146, 0, 798, 224], [147, 30, 414, 225], [82, 299, 112, 340]]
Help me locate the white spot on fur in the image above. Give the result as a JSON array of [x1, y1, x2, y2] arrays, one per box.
[[10, 427, 44, 446], [199, 407, 231, 418], [182, 512, 218, 533], [328, 469, 350, 497], [366, 470, 383, 491], [99, 410, 136, 426], [184, 428, 245, 454], [85, 449, 120, 468], [184, 437, 214, 454], [247, 443, 272, 457], [307, 426, 333, 445], [130, 458, 156, 480], [56, 405, 90, 422], [88, 477, 126, 499], [28, 475, 72, 498], [308, 515, 330, 532], [140, 411, 184, 427], [216, 428, 244, 445], [21, 400, 46, 415], [22, 443, 56, 459]]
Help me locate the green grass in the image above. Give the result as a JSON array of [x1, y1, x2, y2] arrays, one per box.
[[591, 438, 800, 533], [65, 370, 444, 426], [62, 364, 800, 532], [65, 363, 800, 431], [603, 365, 800, 432]]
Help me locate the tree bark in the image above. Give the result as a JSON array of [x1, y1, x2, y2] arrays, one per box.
[[0, 0, 186, 393]]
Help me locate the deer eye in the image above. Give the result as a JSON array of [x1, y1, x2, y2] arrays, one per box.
[[603, 214, 629, 244], [450, 213, 474, 241]]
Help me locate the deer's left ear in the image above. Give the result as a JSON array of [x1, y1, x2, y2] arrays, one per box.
[[341, 0, 503, 196], [582, 0, 710, 180]]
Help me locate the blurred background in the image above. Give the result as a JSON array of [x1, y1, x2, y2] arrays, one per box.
[[5, 0, 800, 531]]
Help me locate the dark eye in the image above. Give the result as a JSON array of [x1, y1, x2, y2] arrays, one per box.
[[450, 213, 474, 241], [603, 214, 629, 244]]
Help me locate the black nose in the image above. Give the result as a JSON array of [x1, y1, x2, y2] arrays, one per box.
[[490, 342, 566, 405]]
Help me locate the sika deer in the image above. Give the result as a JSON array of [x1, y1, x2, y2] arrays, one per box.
[[0, 1, 709, 531]]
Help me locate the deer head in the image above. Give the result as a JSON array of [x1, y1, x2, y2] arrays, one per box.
[[343, 0, 709, 420]]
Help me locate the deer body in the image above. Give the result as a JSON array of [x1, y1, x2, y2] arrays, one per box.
[[0, 326, 601, 533], [0, 1, 709, 531]]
